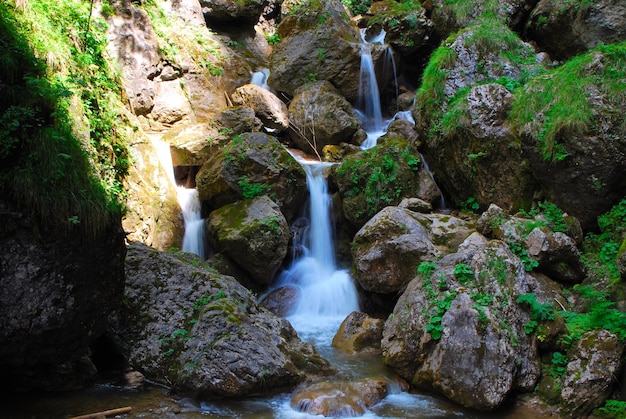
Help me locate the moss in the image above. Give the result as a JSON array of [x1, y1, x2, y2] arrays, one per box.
[[511, 42, 626, 162]]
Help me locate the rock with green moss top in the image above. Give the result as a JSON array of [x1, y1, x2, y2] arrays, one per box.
[[288, 81, 362, 156], [511, 43, 626, 231], [332, 137, 423, 228], [363, 0, 433, 55], [196, 132, 306, 220], [382, 237, 556, 410], [525, 0, 626, 62], [560, 330, 625, 417], [268, 0, 362, 102], [207, 195, 290, 284], [114, 242, 335, 399], [429, 0, 531, 40], [413, 18, 546, 213]]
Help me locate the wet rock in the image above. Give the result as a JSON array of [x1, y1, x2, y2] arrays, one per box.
[[378, 118, 419, 147], [231, 84, 290, 132], [382, 237, 547, 410], [526, 228, 586, 284], [195, 132, 306, 220], [113, 242, 335, 398], [290, 376, 396, 417], [269, 0, 362, 102], [322, 143, 361, 162], [207, 195, 290, 285], [288, 81, 362, 157], [332, 311, 384, 355], [352, 206, 438, 294], [260, 285, 301, 317], [525, 0, 626, 61], [561, 330, 625, 416]]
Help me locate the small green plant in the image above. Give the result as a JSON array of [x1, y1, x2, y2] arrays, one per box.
[[517, 293, 555, 334], [549, 351, 568, 377], [597, 399, 626, 419], [460, 197, 480, 213], [453, 263, 475, 285], [237, 176, 270, 199], [266, 32, 280, 45], [508, 241, 538, 271]]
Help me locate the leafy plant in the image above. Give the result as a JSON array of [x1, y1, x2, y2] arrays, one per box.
[[549, 351, 568, 377], [597, 399, 626, 419], [517, 293, 555, 334], [453, 263, 475, 285], [237, 176, 270, 199], [266, 32, 280, 45]]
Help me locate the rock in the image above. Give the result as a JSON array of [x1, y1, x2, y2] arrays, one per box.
[[0, 203, 126, 391], [151, 80, 193, 125], [378, 118, 419, 147], [231, 84, 290, 132], [382, 238, 546, 410], [413, 19, 546, 212], [352, 207, 438, 294], [512, 46, 626, 231], [332, 311, 384, 355], [268, 0, 362, 102], [288, 81, 362, 157], [525, 228, 586, 284], [195, 132, 306, 220], [215, 106, 263, 136], [332, 138, 422, 228], [525, 0, 626, 61], [322, 143, 361, 162], [290, 376, 398, 417], [123, 134, 184, 251], [114, 242, 335, 398], [207, 196, 290, 285], [561, 330, 625, 416], [165, 123, 220, 167], [199, 0, 265, 24], [408, 212, 475, 252], [398, 197, 432, 213], [260, 285, 301, 317], [476, 204, 507, 238]]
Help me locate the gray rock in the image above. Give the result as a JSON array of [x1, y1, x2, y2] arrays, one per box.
[[231, 84, 290, 132], [526, 228, 586, 284]]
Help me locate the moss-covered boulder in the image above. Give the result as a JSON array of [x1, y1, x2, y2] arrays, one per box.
[[207, 195, 290, 285], [413, 18, 545, 212], [114, 242, 335, 398], [195, 132, 306, 220], [332, 138, 422, 228], [511, 43, 626, 231]]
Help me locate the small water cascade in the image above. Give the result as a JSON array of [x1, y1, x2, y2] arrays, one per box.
[[153, 137, 207, 258], [273, 158, 359, 342], [420, 153, 449, 212], [250, 68, 270, 90], [358, 29, 387, 149]]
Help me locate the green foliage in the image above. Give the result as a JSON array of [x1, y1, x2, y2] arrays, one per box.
[[597, 400, 626, 419], [508, 240, 538, 271], [336, 139, 420, 221], [266, 32, 280, 45], [341, 0, 372, 16], [425, 291, 457, 340], [453, 263, 474, 285], [237, 176, 270, 199], [417, 261, 438, 278], [549, 351, 568, 377], [559, 285, 626, 343], [0, 0, 128, 237], [511, 42, 626, 162], [459, 196, 480, 213], [517, 293, 555, 334]]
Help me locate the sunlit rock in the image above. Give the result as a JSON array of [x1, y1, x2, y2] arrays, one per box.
[[231, 84, 289, 132], [332, 311, 384, 355]]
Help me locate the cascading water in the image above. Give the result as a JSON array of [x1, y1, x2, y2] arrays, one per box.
[[153, 137, 206, 259], [358, 29, 386, 150], [250, 68, 270, 90], [273, 158, 359, 344]]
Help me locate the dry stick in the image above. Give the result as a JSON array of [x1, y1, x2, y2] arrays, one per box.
[[68, 406, 132, 419]]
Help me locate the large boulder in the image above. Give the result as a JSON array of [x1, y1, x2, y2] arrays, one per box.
[[288, 81, 362, 157], [207, 195, 290, 285], [331, 311, 384, 355], [352, 207, 438, 294], [526, 228, 586, 284], [199, 0, 265, 24], [511, 44, 626, 231], [525, 0, 626, 61], [268, 0, 362, 102], [0, 203, 126, 390], [332, 138, 423, 228], [413, 19, 546, 212], [231, 84, 290, 132], [561, 330, 625, 416], [195, 132, 306, 220], [114, 242, 335, 398], [381, 235, 553, 410]]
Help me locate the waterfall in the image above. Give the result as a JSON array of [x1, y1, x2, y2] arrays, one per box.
[[273, 158, 359, 340], [153, 137, 206, 258], [250, 68, 270, 90], [178, 187, 206, 259]]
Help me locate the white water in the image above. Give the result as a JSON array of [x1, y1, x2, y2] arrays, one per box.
[[153, 137, 206, 258], [274, 160, 359, 324], [250, 68, 270, 90]]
